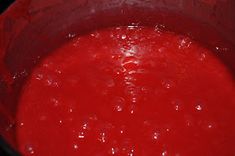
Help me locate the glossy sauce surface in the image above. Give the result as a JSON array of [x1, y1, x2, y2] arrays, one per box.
[[17, 26, 235, 156]]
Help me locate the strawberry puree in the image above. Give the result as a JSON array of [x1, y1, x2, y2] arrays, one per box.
[[17, 26, 235, 156]]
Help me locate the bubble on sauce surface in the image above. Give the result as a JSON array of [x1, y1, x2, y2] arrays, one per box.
[[81, 122, 90, 130], [119, 139, 135, 156], [59, 120, 63, 124], [68, 108, 73, 113], [66, 33, 76, 39], [171, 100, 182, 111], [113, 66, 125, 75], [25, 145, 35, 155], [127, 25, 138, 30], [122, 57, 140, 67], [140, 86, 151, 94], [195, 104, 203, 111], [88, 114, 98, 121], [35, 73, 43, 80], [19, 122, 24, 127], [124, 85, 139, 97], [165, 128, 171, 132], [109, 147, 119, 155], [73, 144, 79, 150], [44, 76, 60, 88], [128, 104, 137, 115], [201, 121, 217, 131], [121, 45, 139, 57], [78, 131, 85, 139], [127, 149, 135, 156], [72, 37, 80, 47], [90, 32, 100, 38], [161, 150, 168, 156], [178, 37, 192, 49], [55, 69, 62, 74], [161, 79, 174, 89], [198, 52, 207, 61], [98, 132, 107, 143], [112, 97, 125, 112], [130, 97, 138, 103], [118, 125, 126, 135], [174, 105, 180, 111], [207, 124, 213, 129], [154, 24, 166, 33], [184, 115, 195, 127], [124, 75, 137, 83], [152, 131, 160, 141], [50, 97, 59, 107], [121, 34, 127, 40]]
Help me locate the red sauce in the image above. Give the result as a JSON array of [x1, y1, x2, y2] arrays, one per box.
[[17, 26, 235, 156]]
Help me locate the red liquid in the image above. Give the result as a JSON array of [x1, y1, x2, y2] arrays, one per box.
[[17, 26, 235, 156]]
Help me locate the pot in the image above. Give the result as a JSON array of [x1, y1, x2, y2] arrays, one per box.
[[0, 0, 234, 155]]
